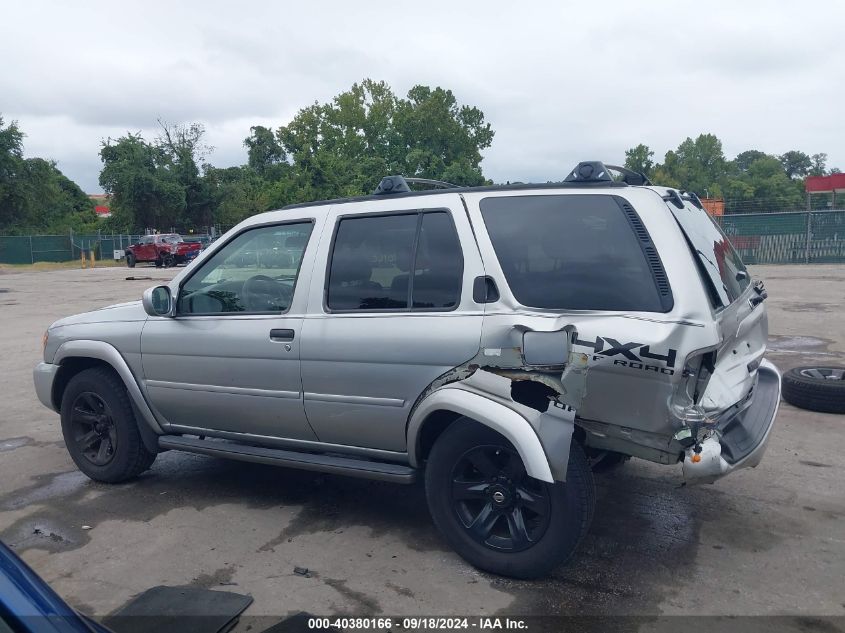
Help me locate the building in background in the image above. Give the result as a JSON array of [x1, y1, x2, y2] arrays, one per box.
[[700, 197, 725, 217]]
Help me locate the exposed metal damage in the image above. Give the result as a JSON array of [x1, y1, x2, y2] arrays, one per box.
[[412, 326, 591, 481]]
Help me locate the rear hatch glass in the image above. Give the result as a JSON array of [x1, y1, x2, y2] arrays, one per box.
[[666, 199, 750, 308], [480, 194, 671, 312]]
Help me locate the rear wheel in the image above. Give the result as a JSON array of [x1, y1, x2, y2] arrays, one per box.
[[587, 449, 630, 473], [425, 418, 594, 578], [60, 367, 157, 483], [126, 253, 135, 268]]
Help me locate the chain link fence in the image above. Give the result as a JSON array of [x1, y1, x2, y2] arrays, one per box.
[[0, 232, 215, 265], [716, 210, 845, 264], [2, 213, 844, 266]]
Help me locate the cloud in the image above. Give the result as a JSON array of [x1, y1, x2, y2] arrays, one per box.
[[2, 0, 843, 192]]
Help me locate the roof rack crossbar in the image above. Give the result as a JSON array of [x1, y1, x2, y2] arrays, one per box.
[[373, 175, 459, 195], [404, 177, 458, 189], [604, 164, 652, 186]]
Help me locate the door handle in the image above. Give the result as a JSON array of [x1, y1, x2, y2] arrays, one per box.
[[269, 328, 295, 342]]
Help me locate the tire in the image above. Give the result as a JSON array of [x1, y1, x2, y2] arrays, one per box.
[[126, 253, 135, 268], [782, 366, 845, 414], [425, 418, 594, 579], [60, 367, 157, 483], [163, 254, 175, 268], [154, 257, 163, 268], [587, 449, 630, 474]]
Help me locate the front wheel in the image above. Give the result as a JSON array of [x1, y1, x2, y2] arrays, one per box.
[[60, 367, 157, 483], [425, 419, 594, 579]]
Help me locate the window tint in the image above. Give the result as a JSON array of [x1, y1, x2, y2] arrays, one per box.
[[667, 201, 750, 308], [178, 222, 312, 314], [481, 195, 666, 312], [327, 211, 463, 311], [412, 212, 463, 308]]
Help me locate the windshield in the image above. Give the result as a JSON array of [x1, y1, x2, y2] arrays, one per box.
[[667, 200, 750, 308]]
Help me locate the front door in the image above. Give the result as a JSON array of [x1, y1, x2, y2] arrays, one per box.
[[300, 196, 485, 452], [141, 218, 320, 440], [136, 236, 156, 261]]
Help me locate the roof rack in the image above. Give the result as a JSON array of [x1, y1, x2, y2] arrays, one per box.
[[373, 175, 458, 195], [605, 164, 652, 186], [564, 161, 651, 186]]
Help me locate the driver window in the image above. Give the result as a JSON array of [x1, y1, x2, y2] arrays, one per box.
[[177, 221, 313, 315]]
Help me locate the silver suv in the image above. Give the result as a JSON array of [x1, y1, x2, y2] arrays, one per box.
[[33, 162, 781, 578]]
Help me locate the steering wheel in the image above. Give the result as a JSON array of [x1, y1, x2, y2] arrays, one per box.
[[241, 275, 293, 312]]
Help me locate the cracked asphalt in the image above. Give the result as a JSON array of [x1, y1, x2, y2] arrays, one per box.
[[0, 263, 843, 627]]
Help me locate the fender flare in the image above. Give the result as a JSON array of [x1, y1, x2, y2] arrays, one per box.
[[406, 385, 555, 483], [54, 340, 164, 435]]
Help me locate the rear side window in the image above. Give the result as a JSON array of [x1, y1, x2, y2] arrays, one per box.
[[480, 194, 670, 312], [327, 211, 463, 311], [667, 201, 750, 308]]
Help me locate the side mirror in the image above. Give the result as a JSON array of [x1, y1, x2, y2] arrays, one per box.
[[522, 330, 571, 366], [142, 285, 174, 317]]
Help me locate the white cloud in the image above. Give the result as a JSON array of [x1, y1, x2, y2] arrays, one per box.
[[2, 0, 842, 192]]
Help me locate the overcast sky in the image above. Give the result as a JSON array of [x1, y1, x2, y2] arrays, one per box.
[[2, 0, 843, 193]]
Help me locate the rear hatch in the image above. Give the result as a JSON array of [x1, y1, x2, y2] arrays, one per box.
[[665, 194, 768, 413]]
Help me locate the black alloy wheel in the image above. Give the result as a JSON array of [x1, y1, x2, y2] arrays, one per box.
[[60, 367, 157, 482], [69, 392, 118, 466], [451, 445, 551, 552], [425, 418, 595, 578]]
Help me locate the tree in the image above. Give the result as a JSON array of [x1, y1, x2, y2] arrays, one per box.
[[99, 133, 185, 231], [0, 116, 26, 229], [657, 134, 727, 197], [779, 151, 812, 179], [275, 79, 494, 201], [623, 144, 654, 175], [734, 150, 767, 173], [810, 153, 828, 177], [1, 115, 96, 234], [745, 155, 803, 210], [244, 126, 286, 176], [205, 166, 274, 228], [156, 120, 215, 229], [99, 122, 218, 231]]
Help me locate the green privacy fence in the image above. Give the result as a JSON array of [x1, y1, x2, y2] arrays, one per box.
[[2, 213, 844, 265], [716, 210, 845, 264], [0, 233, 213, 265]]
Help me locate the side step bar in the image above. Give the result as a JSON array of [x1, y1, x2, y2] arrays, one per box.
[[158, 435, 417, 484]]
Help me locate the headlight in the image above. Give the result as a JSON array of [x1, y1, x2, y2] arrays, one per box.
[[42, 330, 49, 353]]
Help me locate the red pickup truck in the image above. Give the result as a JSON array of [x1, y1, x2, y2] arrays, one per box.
[[125, 234, 202, 268]]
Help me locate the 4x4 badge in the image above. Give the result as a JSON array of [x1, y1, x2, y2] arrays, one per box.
[[574, 336, 677, 368]]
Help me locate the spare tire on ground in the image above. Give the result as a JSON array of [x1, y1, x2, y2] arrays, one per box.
[[782, 366, 845, 414]]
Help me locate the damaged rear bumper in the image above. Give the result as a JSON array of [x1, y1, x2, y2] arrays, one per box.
[[682, 359, 781, 484]]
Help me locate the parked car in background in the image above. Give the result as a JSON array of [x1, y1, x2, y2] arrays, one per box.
[[182, 235, 214, 251], [125, 234, 202, 268], [34, 163, 780, 578]]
